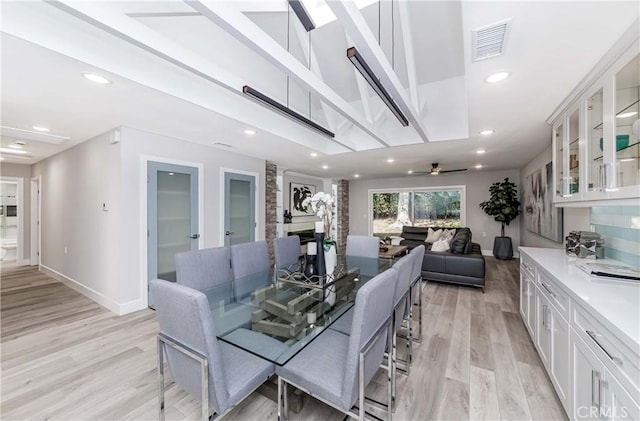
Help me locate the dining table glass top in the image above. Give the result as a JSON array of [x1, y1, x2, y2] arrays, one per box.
[[203, 255, 393, 365]]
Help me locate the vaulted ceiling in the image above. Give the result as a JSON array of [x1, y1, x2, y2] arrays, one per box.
[[1, 1, 638, 179]]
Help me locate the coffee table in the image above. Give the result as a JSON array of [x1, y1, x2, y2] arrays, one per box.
[[379, 245, 408, 260]]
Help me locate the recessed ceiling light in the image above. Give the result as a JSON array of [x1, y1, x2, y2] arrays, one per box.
[[322, 164, 329, 169], [617, 111, 638, 119], [387, 158, 395, 163], [407, 170, 413, 174], [83, 73, 111, 84], [475, 164, 483, 169], [244, 129, 256, 136], [477, 149, 487, 154], [32, 126, 50, 132], [354, 174, 360, 178], [484, 72, 510, 83], [479, 129, 495, 136], [0, 148, 29, 155], [310, 152, 319, 157], [168, 172, 175, 176], [7, 144, 23, 149]]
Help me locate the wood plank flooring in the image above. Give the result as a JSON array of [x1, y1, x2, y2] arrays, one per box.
[[1, 258, 567, 420]]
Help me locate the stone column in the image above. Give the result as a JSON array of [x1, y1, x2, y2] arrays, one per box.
[[336, 179, 349, 252], [265, 162, 278, 263]]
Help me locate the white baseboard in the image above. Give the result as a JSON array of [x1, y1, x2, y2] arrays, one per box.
[[40, 265, 145, 315], [482, 249, 520, 258]]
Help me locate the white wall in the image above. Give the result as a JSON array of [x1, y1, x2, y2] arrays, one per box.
[[0, 163, 31, 263], [519, 145, 590, 248], [349, 169, 521, 252], [30, 127, 266, 314], [31, 131, 123, 311], [119, 127, 266, 308]]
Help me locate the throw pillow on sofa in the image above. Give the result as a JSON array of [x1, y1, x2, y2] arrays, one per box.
[[441, 229, 455, 243], [425, 228, 443, 243], [450, 229, 471, 254], [431, 238, 450, 252]]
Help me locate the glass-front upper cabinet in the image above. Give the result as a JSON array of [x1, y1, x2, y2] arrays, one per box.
[[587, 89, 604, 192], [568, 108, 580, 195], [551, 30, 639, 204], [614, 54, 639, 190], [553, 122, 566, 199]]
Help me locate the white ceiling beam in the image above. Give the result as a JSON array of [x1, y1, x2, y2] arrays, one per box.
[[49, 1, 245, 95], [326, 0, 430, 142], [186, 0, 390, 147], [291, 18, 339, 131], [397, 1, 420, 113], [346, 33, 373, 123]]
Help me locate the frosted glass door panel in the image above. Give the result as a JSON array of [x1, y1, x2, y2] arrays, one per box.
[[157, 171, 191, 280], [147, 162, 199, 289], [615, 54, 640, 188], [224, 172, 255, 247]]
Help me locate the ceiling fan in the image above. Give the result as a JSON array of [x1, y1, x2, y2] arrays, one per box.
[[412, 163, 468, 175]]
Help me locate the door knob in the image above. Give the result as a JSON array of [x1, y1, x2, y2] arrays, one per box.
[[225, 231, 234, 236], [190, 234, 200, 239]]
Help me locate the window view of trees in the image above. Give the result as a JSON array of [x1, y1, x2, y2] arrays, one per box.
[[372, 189, 462, 237]]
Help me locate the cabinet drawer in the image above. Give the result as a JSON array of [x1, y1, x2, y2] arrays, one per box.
[[537, 272, 570, 320], [573, 304, 640, 404], [521, 256, 536, 279]]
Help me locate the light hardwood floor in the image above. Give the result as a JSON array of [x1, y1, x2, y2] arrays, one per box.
[[1, 258, 567, 420]]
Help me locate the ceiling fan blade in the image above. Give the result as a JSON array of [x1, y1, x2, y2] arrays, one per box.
[[410, 171, 431, 175], [439, 168, 468, 173]]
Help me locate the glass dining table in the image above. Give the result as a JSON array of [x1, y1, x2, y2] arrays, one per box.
[[203, 255, 392, 365]]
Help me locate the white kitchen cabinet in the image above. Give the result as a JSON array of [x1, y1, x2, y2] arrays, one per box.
[[572, 329, 606, 420], [520, 257, 537, 336], [602, 371, 640, 421], [534, 278, 571, 412], [550, 306, 571, 411], [535, 289, 552, 369], [572, 330, 640, 420], [519, 248, 640, 421], [551, 24, 640, 205]]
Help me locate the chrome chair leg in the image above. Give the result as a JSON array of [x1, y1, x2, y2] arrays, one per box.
[[412, 280, 423, 344], [158, 337, 165, 421], [278, 376, 289, 421]]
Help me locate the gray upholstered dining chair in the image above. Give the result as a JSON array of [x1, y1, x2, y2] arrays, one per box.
[[230, 241, 271, 300], [346, 235, 380, 258], [175, 246, 233, 293], [390, 254, 414, 403], [150, 279, 274, 421], [346, 235, 380, 278], [273, 235, 301, 271], [276, 267, 399, 421], [408, 245, 425, 344]]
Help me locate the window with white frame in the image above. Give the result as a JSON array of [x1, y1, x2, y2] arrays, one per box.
[[370, 186, 466, 238]]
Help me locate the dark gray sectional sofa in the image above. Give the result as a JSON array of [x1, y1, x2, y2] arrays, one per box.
[[399, 226, 486, 291]]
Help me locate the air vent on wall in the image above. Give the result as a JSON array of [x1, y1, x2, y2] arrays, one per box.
[[472, 19, 511, 62]]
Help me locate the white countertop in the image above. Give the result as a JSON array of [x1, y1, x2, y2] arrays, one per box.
[[519, 247, 640, 351]]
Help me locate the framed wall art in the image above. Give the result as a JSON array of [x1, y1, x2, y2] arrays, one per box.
[[290, 182, 316, 217]]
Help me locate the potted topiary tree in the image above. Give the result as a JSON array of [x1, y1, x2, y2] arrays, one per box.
[[479, 177, 521, 260]]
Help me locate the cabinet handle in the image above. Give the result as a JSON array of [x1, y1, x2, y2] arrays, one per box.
[[599, 379, 608, 419], [540, 281, 557, 298], [599, 164, 605, 192], [591, 370, 601, 410], [586, 330, 623, 365]]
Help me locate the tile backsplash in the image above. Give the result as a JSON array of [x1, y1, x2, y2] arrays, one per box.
[[591, 206, 640, 267]]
